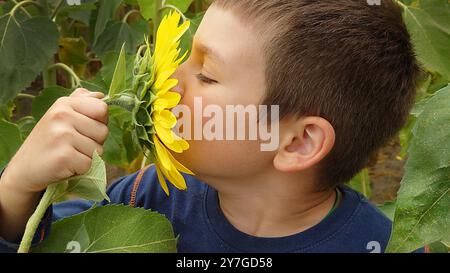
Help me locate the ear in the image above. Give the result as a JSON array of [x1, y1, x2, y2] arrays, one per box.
[[274, 117, 335, 173]]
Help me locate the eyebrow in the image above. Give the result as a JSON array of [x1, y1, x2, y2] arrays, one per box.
[[194, 40, 226, 65]]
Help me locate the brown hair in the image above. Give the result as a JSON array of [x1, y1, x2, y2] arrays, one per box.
[[212, 0, 421, 189]]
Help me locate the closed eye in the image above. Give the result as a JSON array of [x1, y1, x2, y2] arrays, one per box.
[[196, 73, 218, 84]]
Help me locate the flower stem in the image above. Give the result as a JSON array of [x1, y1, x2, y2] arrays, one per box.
[[10, 0, 32, 18], [122, 9, 140, 23], [18, 184, 59, 253], [48, 63, 81, 89], [50, 0, 65, 20], [104, 95, 136, 112], [161, 5, 188, 22], [16, 93, 36, 100], [9, 0, 42, 17]]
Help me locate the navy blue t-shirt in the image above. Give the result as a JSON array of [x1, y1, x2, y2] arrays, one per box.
[[0, 166, 399, 253]]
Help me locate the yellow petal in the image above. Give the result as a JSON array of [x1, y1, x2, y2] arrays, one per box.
[[164, 134, 189, 153], [160, 164, 187, 190], [156, 78, 178, 96], [154, 136, 173, 170], [155, 110, 177, 129], [155, 123, 175, 144], [155, 164, 170, 196], [154, 68, 176, 90], [152, 98, 168, 112], [167, 149, 194, 175], [158, 91, 181, 108]]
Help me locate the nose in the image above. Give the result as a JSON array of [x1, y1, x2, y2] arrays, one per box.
[[171, 67, 185, 97]]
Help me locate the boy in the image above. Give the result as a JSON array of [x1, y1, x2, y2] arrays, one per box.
[[0, 0, 420, 253]]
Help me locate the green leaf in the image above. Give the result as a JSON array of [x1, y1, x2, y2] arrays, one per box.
[[17, 116, 36, 140], [53, 150, 110, 203], [0, 16, 59, 105], [33, 204, 177, 253], [59, 37, 90, 66], [93, 20, 144, 57], [179, 11, 202, 57], [427, 241, 449, 253], [80, 80, 108, 93], [400, 0, 450, 81], [56, 2, 97, 25], [137, 0, 156, 21], [386, 85, 450, 253], [0, 101, 15, 120], [92, 0, 122, 45], [103, 105, 140, 167], [31, 86, 72, 121], [108, 43, 127, 97], [0, 119, 22, 169], [348, 168, 372, 199], [377, 201, 396, 221], [167, 0, 194, 13]]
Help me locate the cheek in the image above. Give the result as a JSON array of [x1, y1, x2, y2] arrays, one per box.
[[175, 138, 272, 179]]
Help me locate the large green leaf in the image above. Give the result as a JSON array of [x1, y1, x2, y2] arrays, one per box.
[[31, 86, 72, 121], [0, 119, 22, 169], [386, 85, 450, 253], [93, 20, 144, 57], [33, 205, 177, 253], [0, 16, 59, 105], [400, 0, 450, 81], [378, 201, 396, 221]]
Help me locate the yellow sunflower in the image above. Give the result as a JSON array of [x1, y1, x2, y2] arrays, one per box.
[[131, 11, 193, 195]]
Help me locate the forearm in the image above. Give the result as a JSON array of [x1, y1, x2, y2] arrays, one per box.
[[0, 165, 41, 242]]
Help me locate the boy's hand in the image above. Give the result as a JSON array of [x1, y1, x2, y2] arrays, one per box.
[[0, 88, 109, 242], [1, 88, 109, 194]]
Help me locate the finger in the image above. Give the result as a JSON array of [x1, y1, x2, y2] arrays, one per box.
[[69, 97, 109, 124], [70, 88, 89, 97], [70, 148, 93, 176], [86, 92, 105, 99], [70, 88, 105, 99], [71, 110, 109, 145], [71, 129, 104, 158]]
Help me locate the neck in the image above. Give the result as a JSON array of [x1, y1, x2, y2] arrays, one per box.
[[203, 170, 337, 238]]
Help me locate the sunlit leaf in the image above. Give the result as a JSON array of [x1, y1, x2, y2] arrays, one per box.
[[386, 85, 450, 253], [33, 205, 177, 253], [400, 0, 450, 81]]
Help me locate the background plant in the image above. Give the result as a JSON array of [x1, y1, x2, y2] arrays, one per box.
[[0, 0, 449, 253]]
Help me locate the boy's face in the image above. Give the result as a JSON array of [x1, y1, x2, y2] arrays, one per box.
[[173, 6, 276, 182]]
